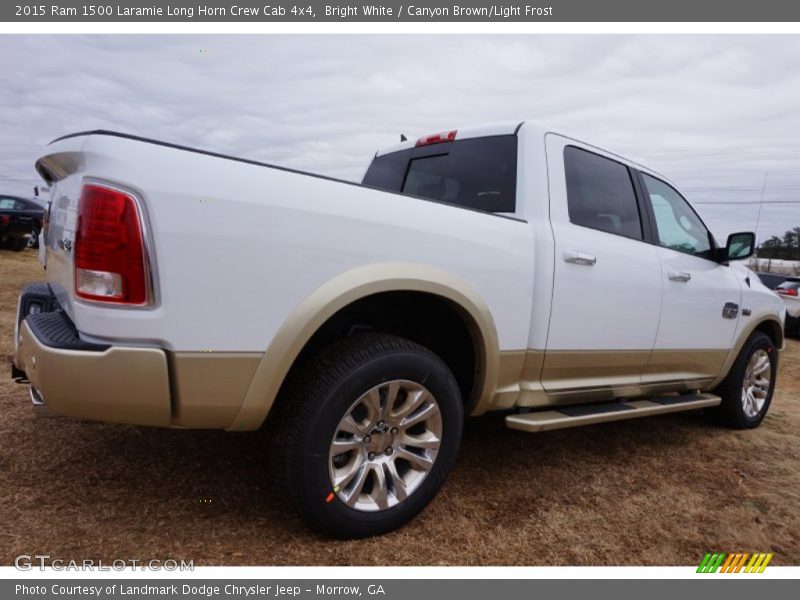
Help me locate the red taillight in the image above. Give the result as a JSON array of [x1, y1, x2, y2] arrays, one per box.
[[415, 130, 457, 147], [777, 288, 798, 296], [0, 215, 9, 225], [74, 184, 148, 305]]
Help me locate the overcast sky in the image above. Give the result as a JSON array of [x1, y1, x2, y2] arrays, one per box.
[[1, 35, 798, 241]]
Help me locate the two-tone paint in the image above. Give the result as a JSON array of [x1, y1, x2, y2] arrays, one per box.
[[19, 123, 785, 430]]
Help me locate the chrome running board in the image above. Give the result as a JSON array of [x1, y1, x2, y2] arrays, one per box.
[[505, 393, 721, 433]]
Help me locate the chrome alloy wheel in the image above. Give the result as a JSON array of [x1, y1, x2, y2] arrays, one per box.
[[741, 349, 771, 418], [328, 380, 442, 512]]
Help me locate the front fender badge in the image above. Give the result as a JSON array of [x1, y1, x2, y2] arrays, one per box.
[[722, 303, 739, 319]]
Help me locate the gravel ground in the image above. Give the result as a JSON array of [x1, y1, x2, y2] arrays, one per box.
[[1, 249, 799, 565]]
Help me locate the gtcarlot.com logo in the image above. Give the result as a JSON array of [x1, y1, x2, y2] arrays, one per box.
[[15, 554, 194, 571], [697, 552, 773, 573]]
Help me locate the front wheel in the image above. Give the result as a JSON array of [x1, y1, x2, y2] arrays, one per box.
[[710, 331, 777, 429], [270, 333, 463, 538]]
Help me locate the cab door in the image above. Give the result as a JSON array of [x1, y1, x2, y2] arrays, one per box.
[[636, 171, 741, 385], [542, 135, 662, 399]]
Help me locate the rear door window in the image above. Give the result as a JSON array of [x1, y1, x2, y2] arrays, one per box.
[[363, 135, 517, 213], [563, 146, 643, 240]]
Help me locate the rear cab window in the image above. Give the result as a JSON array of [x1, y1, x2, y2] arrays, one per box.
[[362, 135, 517, 214]]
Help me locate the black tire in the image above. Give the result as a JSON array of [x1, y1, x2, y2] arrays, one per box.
[[787, 314, 800, 338], [269, 333, 463, 538], [709, 331, 777, 429], [9, 237, 28, 252]]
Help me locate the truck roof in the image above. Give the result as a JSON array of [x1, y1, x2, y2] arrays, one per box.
[[375, 120, 527, 157], [375, 120, 673, 187]]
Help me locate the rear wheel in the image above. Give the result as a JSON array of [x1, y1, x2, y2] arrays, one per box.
[[270, 333, 463, 538], [710, 331, 777, 429]]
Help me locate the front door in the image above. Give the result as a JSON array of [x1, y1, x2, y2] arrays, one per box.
[[636, 172, 741, 385]]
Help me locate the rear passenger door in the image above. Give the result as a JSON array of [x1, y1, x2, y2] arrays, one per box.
[[543, 135, 662, 397]]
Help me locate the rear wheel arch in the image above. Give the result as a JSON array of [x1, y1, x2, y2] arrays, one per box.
[[230, 263, 500, 431]]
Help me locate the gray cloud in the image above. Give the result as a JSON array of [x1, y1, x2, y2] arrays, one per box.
[[1, 34, 798, 241]]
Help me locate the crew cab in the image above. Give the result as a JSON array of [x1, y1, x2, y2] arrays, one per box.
[[11, 124, 786, 538]]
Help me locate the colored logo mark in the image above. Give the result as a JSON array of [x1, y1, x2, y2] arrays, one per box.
[[697, 552, 773, 573]]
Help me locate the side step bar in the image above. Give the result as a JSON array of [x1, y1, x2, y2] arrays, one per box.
[[505, 393, 721, 433]]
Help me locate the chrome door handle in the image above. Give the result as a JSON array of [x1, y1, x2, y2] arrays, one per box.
[[668, 270, 691, 282], [564, 250, 596, 266]]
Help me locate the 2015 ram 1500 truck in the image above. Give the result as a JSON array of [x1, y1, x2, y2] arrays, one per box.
[[11, 123, 786, 538]]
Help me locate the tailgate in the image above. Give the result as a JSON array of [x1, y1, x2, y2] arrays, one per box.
[[35, 135, 89, 321]]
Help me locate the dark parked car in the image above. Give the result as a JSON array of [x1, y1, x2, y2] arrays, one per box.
[[774, 279, 800, 336], [0, 195, 45, 251], [755, 272, 792, 290]]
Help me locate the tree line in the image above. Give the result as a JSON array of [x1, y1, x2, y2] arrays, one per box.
[[757, 227, 800, 260]]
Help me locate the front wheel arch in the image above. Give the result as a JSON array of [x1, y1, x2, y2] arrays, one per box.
[[711, 317, 783, 388], [710, 330, 777, 429]]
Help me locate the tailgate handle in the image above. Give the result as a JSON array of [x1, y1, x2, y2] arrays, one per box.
[[564, 250, 596, 266]]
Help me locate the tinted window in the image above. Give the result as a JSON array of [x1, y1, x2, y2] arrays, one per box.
[[403, 154, 459, 201], [0, 198, 18, 210], [564, 146, 642, 240], [363, 135, 517, 213], [776, 281, 800, 291], [641, 173, 712, 258], [362, 149, 408, 192]]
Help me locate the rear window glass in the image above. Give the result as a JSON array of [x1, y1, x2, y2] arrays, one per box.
[[361, 149, 408, 192], [564, 146, 642, 240], [777, 281, 800, 290], [362, 135, 517, 213]]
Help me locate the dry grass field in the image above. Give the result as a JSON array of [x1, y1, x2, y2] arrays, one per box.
[[1, 249, 799, 566]]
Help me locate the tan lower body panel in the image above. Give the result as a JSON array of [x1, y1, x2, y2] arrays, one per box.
[[493, 348, 727, 410], [505, 393, 721, 432], [541, 349, 651, 391], [169, 352, 263, 428], [641, 349, 728, 382], [17, 321, 172, 427]]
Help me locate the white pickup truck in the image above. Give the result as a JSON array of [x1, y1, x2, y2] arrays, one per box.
[[12, 123, 786, 538]]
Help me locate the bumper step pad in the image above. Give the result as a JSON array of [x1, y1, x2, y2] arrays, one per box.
[[25, 311, 109, 352], [505, 393, 721, 433]]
